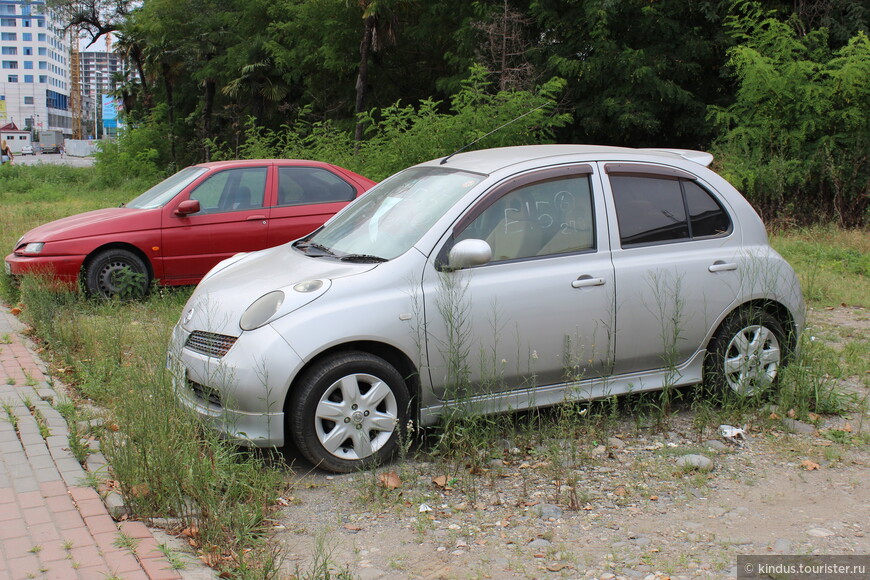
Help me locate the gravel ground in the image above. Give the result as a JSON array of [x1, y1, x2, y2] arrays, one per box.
[[271, 306, 869, 580]]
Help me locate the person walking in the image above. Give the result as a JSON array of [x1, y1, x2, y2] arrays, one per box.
[[1, 139, 13, 165]]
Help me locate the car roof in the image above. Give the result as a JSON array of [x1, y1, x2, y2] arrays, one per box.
[[193, 159, 337, 170], [424, 144, 714, 174]]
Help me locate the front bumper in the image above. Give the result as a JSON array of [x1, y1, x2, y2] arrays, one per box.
[[5, 252, 84, 281], [168, 322, 303, 447]]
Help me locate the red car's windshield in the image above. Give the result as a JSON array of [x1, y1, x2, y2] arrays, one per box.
[[126, 167, 208, 209]]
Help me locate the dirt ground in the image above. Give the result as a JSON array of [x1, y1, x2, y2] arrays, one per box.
[[268, 306, 869, 580], [159, 306, 868, 580]]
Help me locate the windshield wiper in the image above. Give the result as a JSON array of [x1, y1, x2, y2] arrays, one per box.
[[339, 253, 388, 263], [294, 240, 336, 257]]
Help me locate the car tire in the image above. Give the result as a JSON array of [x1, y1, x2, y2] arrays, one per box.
[[83, 248, 150, 298], [705, 308, 789, 397], [289, 352, 410, 473]]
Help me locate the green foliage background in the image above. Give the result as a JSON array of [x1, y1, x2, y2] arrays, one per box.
[[50, 0, 868, 225]]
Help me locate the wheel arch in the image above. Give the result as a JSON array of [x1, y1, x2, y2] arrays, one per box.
[[708, 298, 799, 356], [80, 243, 155, 284], [284, 340, 422, 419]]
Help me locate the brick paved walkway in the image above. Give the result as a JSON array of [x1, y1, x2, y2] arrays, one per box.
[[0, 308, 182, 580]]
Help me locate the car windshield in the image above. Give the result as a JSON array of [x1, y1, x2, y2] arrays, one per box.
[[125, 166, 209, 209], [304, 167, 484, 260]]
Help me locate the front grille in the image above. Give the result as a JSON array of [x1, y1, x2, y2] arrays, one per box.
[[188, 379, 223, 408], [184, 331, 238, 358]]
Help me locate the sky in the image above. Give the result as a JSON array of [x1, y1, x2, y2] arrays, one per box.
[[79, 34, 109, 52]]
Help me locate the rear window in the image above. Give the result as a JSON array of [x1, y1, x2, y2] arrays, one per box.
[[611, 175, 731, 247]]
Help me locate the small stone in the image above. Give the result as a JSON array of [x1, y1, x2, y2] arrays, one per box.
[[529, 538, 552, 548], [772, 538, 792, 553], [535, 504, 563, 520], [807, 528, 835, 538], [631, 537, 650, 547], [721, 536, 753, 546], [782, 418, 816, 434], [592, 445, 608, 456], [676, 454, 714, 472], [703, 440, 729, 452], [607, 437, 625, 449], [104, 491, 129, 520]]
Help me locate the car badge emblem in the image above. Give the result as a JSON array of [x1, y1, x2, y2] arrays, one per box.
[[183, 308, 194, 325]]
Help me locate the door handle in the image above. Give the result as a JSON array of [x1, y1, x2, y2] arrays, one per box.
[[708, 261, 737, 273], [246, 215, 267, 221], [571, 276, 606, 288]]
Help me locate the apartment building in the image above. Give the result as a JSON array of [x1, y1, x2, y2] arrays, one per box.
[[0, 0, 71, 137], [80, 50, 123, 100]]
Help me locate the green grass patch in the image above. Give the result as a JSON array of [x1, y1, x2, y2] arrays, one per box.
[[771, 225, 869, 307]]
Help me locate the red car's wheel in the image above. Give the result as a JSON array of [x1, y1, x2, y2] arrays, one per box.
[[83, 249, 150, 298]]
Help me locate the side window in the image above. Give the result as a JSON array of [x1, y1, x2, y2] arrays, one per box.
[[611, 174, 731, 246], [456, 175, 594, 262], [189, 167, 267, 213], [611, 175, 688, 246], [684, 181, 731, 237], [277, 167, 355, 206]]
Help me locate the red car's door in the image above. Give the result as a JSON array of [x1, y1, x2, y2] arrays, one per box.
[[265, 166, 361, 248], [160, 165, 271, 283]]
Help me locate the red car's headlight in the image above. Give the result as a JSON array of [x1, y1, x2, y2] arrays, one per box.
[[20, 242, 45, 254]]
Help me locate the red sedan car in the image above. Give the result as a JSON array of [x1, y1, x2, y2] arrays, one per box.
[[5, 159, 376, 297]]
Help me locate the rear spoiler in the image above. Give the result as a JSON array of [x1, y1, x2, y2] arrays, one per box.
[[641, 148, 714, 167]]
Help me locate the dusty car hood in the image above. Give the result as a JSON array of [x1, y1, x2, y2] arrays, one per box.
[[18, 208, 160, 244], [182, 243, 379, 335]]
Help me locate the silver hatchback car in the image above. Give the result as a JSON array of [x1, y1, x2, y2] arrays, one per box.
[[168, 145, 804, 472]]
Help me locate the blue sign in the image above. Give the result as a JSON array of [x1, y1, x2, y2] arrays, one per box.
[[101, 94, 119, 129]]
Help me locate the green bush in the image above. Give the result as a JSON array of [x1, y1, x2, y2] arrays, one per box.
[[209, 65, 572, 181], [93, 107, 173, 187], [709, 2, 869, 226]]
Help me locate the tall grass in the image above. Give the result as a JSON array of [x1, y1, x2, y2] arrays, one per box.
[[10, 275, 287, 578], [0, 164, 152, 258], [771, 225, 869, 307]]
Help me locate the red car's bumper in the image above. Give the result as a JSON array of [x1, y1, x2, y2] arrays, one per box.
[[4, 252, 84, 283]]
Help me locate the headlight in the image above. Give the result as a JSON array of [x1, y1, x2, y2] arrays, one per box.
[[240, 291, 285, 331], [21, 242, 44, 254]]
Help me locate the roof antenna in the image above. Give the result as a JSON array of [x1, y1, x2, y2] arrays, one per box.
[[440, 103, 549, 165]]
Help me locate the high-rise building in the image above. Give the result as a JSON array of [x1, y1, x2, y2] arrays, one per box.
[[80, 51, 124, 100], [0, 0, 71, 137]]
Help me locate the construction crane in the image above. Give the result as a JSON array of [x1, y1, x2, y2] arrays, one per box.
[[69, 29, 82, 139]]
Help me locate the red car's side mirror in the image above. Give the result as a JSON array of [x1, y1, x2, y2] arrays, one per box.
[[174, 199, 201, 216]]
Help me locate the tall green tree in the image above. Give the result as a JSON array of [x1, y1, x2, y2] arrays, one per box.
[[710, 2, 869, 225], [527, 0, 732, 148]]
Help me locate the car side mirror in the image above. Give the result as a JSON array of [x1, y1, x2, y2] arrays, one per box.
[[174, 199, 201, 216], [447, 238, 492, 270]]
